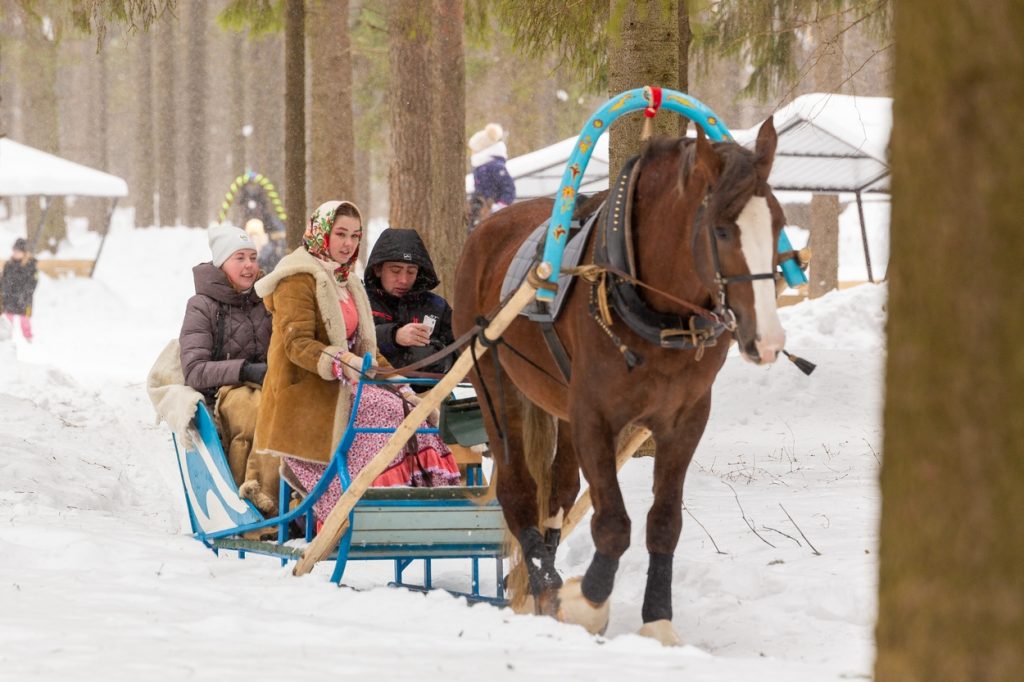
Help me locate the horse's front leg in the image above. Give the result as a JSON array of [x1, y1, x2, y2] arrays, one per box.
[[640, 393, 713, 646], [555, 407, 628, 635]]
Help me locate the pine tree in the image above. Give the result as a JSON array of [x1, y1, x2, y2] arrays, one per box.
[[186, 1, 210, 228], [156, 14, 179, 226], [283, 0, 306, 247], [386, 0, 433, 233], [20, 6, 66, 252], [132, 30, 155, 228], [427, 0, 465, 302], [309, 0, 355, 208]]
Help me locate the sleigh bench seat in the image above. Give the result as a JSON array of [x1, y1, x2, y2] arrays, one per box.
[[174, 399, 506, 603]]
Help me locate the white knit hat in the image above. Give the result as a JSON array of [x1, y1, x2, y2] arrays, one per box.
[[468, 123, 504, 153], [209, 224, 256, 267]]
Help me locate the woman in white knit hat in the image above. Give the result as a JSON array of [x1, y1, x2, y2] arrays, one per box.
[[178, 224, 278, 517], [467, 122, 516, 231]]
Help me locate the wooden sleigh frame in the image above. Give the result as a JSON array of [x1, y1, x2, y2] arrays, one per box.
[[172, 363, 507, 604]]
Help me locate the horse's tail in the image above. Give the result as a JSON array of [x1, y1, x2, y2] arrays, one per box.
[[504, 396, 557, 612]]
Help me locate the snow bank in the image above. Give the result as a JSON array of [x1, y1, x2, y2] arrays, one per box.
[[0, 225, 885, 681]]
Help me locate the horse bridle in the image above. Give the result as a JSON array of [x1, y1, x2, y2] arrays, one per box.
[[700, 191, 779, 333]]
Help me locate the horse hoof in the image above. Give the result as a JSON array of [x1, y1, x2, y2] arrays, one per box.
[[638, 619, 681, 647], [555, 577, 610, 635]]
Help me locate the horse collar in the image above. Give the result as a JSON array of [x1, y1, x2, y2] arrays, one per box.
[[593, 156, 727, 355]]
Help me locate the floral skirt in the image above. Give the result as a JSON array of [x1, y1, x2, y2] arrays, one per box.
[[284, 384, 461, 523]]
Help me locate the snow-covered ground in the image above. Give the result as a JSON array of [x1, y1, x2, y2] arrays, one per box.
[[0, 222, 885, 681]]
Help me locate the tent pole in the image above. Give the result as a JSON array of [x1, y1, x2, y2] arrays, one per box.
[[29, 196, 52, 253], [89, 198, 119, 278], [855, 191, 875, 283]]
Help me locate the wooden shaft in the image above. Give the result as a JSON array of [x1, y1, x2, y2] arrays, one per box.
[[560, 426, 651, 540], [293, 280, 538, 577]]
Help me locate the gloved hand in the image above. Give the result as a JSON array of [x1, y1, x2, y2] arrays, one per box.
[[401, 387, 440, 427], [332, 351, 377, 383], [240, 361, 268, 385]]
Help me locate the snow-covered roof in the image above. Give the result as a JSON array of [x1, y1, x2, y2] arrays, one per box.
[[732, 93, 891, 194], [0, 137, 129, 198], [465, 134, 609, 200], [469, 93, 891, 201]]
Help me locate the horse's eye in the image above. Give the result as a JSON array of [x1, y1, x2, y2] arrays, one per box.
[[714, 226, 731, 240]]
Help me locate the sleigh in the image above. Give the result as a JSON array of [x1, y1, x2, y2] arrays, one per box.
[[171, 359, 507, 604]]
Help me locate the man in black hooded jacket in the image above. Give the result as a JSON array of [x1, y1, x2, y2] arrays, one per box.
[[365, 228, 455, 381]]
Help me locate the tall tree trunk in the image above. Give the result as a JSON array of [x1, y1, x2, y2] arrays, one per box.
[[21, 10, 65, 252], [607, 0, 680, 178], [807, 10, 843, 297], [248, 34, 285, 191], [678, 1, 690, 95], [284, 0, 307, 248], [156, 14, 179, 226], [428, 0, 465, 301], [387, 0, 433, 232], [133, 31, 156, 228], [86, 36, 110, 232], [309, 0, 355, 207], [230, 31, 246, 180], [875, 2, 1024, 680], [186, 1, 209, 228]]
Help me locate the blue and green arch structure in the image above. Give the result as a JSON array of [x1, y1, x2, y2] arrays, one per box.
[[538, 86, 807, 302]]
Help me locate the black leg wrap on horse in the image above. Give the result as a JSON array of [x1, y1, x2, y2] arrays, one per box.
[[581, 552, 619, 604], [518, 527, 563, 594], [543, 527, 562, 556], [641, 552, 674, 623]]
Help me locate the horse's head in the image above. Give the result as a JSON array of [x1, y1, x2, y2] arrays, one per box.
[[688, 119, 786, 365]]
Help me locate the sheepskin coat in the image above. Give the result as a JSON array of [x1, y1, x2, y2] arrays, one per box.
[[252, 246, 383, 465]]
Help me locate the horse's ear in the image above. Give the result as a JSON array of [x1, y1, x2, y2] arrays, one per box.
[[754, 117, 778, 182], [691, 127, 722, 187]]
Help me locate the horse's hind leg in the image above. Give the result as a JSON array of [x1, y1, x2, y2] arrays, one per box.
[[639, 394, 713, 646], [542, 420, 581, 555], [473, 361, 562, 608]]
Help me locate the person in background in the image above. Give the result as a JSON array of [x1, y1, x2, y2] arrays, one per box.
[[364, 228, 455, 384], [179, 224, 277, 515], [253, 200, 461, 526], [0, 238, 38, 342], [467, 123, 516, 231]]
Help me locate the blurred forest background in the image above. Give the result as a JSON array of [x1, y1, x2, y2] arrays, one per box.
[[0, 1, 892, 300]]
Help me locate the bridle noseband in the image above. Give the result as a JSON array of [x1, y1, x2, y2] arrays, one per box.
[[702, 194, 778, 333]]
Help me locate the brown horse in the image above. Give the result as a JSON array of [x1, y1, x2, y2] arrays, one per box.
[[452, 119, 785, 644]]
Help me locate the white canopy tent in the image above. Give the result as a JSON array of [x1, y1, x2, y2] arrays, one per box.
[[733, 94, 892, 281], [0, 138, 129, 198], [0, 137, 129, 276]]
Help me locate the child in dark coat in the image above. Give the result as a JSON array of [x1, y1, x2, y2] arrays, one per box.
[[468, 123, 516, 231], [1, 238, 38, 342]]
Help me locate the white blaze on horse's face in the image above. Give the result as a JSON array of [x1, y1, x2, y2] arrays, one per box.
[[736, 196, 786, 364]]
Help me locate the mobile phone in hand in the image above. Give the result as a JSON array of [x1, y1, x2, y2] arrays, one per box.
[[422, 314, 438, 336]]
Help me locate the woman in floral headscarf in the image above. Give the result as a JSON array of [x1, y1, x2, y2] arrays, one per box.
[[251, 200, 461, 523]]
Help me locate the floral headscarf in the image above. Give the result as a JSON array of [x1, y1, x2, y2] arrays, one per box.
[[303, 200, 363, 283]]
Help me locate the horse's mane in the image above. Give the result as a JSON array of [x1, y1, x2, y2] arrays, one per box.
[[639, 135, 761, 220]]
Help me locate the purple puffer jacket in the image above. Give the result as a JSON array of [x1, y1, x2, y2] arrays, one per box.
[[179, 262, 272, 401]]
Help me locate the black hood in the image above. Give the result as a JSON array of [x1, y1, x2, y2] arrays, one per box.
[[365, 228, 440, 294]]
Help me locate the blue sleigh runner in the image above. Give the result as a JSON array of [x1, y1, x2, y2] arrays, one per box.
[[168, 352, 506, 604]]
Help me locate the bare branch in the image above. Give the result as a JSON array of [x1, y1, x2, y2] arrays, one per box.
[[723, 481, 776, 548], [684, 505, 727, 554], [779, 503, 822, 556]]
